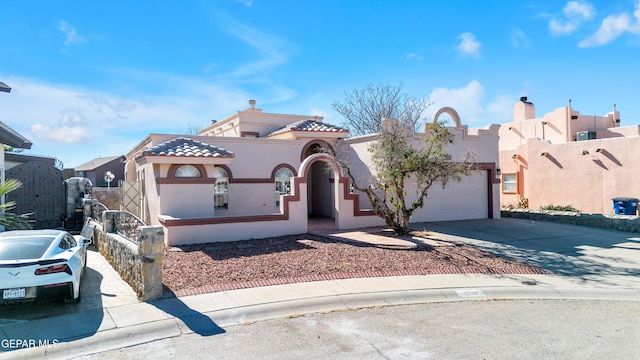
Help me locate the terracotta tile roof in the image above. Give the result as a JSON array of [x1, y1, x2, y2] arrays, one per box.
[[267, 119, 349, 137], [143, 137, 234, 158]]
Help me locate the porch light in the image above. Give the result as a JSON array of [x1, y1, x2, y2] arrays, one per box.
[[582, 150, 589, 155], [541, 121, 547, 125], [595, 148, 604, 153], [104, 171, 115, 189], [540, 152, 549, 157]]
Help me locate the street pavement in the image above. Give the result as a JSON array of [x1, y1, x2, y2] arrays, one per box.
[[2, 218, 640, 358]]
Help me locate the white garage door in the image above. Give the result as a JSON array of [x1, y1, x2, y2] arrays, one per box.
[[410, 170, 489, 222]]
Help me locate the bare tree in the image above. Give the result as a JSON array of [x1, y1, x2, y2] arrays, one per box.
[[177, 123, 204, 136], [327, 84, 476, 235], [332, 82, 430, 136]]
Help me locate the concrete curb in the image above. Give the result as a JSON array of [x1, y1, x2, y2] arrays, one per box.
[[5, 275, 640, 359]]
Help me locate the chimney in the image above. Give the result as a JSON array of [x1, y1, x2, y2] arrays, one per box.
[[513, 97, 535, 121], [249, 99, 256, 109]]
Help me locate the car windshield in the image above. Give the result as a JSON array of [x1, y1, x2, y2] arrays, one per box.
[[0, 236, 56, 260]]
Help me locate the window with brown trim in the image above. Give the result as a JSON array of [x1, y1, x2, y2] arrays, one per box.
[[213, 167, 229, 210], [274, 167, 294, 207], [175, 164, 201, 178]]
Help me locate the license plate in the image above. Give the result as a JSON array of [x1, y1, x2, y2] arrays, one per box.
[[3, 288, 26, 300]]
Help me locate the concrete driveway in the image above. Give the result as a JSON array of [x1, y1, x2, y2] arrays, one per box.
[[415, 218, 640, 288], [0, 246, 138, 331]]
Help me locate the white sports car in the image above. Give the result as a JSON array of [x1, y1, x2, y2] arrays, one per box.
[[0, 229, 92, 306]]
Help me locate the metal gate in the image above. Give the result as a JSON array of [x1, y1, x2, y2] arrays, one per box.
[[120, 180, 145, 222], [6, 162, 65, 229]]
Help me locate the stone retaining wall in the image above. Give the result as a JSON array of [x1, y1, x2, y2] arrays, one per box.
[[85, 206, 164, 301], [501, 209, 640, 233], [91, 187, 121, 212]]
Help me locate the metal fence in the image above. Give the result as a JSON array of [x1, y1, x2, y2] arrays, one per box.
[[120, 180, 143, 219], [113, 211, 146, 243], [91, 203, 109, 224]]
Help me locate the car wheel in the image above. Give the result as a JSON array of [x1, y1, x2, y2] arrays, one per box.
[[64, 283, 82, 304]]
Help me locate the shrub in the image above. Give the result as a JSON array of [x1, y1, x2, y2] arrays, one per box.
[[540, 204, 580, 212]]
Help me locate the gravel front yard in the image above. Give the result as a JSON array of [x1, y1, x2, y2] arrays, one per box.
[[163, 232, 548, 296]]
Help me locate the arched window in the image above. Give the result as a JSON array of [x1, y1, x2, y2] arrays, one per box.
[[213, 167, 229, 210], [274, 167, 294, 207], [175, 164, 201, 178]]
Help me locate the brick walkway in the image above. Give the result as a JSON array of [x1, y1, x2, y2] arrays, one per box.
[[165, 265, 550, 298]]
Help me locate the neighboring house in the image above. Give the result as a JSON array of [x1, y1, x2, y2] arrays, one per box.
[[124, 100, 501, 246], [0, 120, 33, 183], [0, 121, 34, 229], [499, 97, 637, 214], [74, 155, 125, 187]]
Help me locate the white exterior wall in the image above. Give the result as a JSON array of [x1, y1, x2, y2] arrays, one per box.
[[161, 182, 309, 246], [223, 183, 279, 216], [160, 183, 215, 218]]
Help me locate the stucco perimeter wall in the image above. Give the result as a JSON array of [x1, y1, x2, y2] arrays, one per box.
[[501, 135, 640, 214], [160, 183, 309, 246], [502, 209, 640, 233]]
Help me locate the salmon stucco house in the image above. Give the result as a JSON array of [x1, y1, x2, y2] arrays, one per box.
[[124, 100, 501, 246], [499, 97, 640, 215]]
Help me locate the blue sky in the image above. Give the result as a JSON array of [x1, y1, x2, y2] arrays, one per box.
[[1, 0, 640, 168]]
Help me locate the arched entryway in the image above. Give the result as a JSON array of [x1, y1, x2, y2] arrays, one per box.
[[299, 146, 340, 231], [307, 160, 336, 230]]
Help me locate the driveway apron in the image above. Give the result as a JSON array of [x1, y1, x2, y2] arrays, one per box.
[[415, 218, 640, 288]]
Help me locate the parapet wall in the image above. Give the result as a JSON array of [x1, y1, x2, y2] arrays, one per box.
[[501, 209, 640, 233]]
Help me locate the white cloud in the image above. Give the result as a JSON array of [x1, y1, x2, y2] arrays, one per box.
[[549, 0, 595, 35], [235, 0, 253, 6], [59, 109, 88, 126], [564, 0, 595, 20], [58, 21, 85, 46], [0, 74, 258, 165], [405, 52, 424, 61], [510, 28, 531, 48], [549, 19, 579, 35], [579, 1, 640, 47], [428, 80, 513, 124], [456, 32, 481, 58], [31, 124, 93, 144], [210, 11, 289, 78]]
